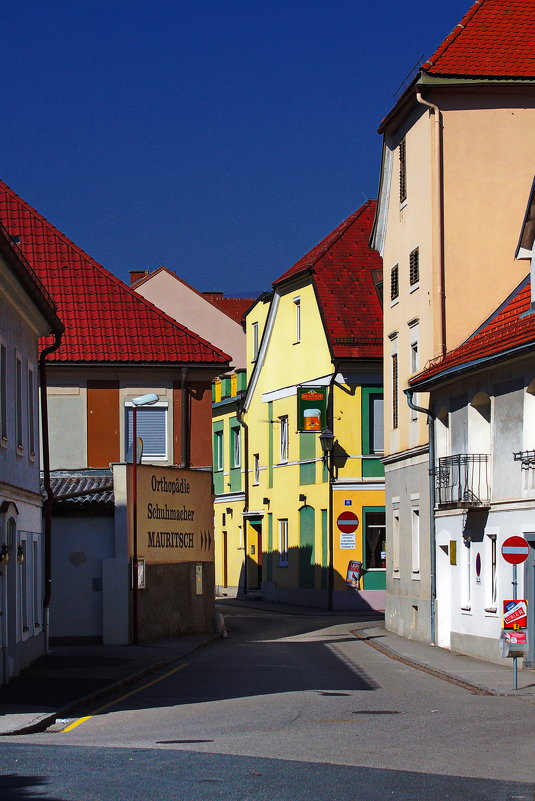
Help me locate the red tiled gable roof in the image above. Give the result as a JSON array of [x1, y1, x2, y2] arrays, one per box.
[[422, 0, 535, 78], [273, 201, 383, 360], [201, 294, 254, 324], [411, 276, 534, 387], [0, 181, 231, 365]]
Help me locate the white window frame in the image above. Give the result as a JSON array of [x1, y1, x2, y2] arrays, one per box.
[[279, 518, 289, 566], [28, 366, 35, 458], [279, 415, 289, 463], [293, 297, 301, 343], [0, 341, 7, 444], [231, 425, 241, 469], [253, 453, 260, 485], [15, 353, 23, 452], [214, 430, 224, 472], [392, 509, 400, 575], [485, 532, 498, 612], [125, 401, 169, 461], [251, 322, 259, 362], [411, 506, 420, 576]]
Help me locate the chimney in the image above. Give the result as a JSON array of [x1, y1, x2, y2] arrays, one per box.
[[129, 270, 149, 286]]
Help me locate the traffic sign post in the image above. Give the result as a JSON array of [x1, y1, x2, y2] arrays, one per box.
[[501, 536, 530, 689]]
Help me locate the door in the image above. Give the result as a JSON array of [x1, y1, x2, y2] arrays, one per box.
[[362, 509, 386, 590], [246, 520, 263, 591]]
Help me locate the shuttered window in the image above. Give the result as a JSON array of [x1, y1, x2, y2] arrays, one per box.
[[392, 354, 398, 430], [126, 405, 167, 459], [390, 264, 399, 302], [399, 138, 407, 203], [409, 248, 419, 286]]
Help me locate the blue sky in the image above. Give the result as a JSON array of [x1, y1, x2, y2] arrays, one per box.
[[1, 0, 470, 296]]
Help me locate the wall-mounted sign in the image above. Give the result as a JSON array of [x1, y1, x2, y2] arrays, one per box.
[[297, 386, 328, 432], [128, 465, 214, 564]]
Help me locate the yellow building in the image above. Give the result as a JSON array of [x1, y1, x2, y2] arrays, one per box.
[[238, 202, 385, 610]]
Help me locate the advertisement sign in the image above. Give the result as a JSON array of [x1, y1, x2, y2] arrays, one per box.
[[503, 599, 528, 629], [297, 386, 328, 432], [346, 560, 362, 590], [128, 465, 214, 564]]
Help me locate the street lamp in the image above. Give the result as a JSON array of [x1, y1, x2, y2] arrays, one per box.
[[131, 392, 159, 644], [319, 427, 335, 466]]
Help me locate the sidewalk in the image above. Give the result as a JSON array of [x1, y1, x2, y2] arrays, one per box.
[[0, 600, 533, 736], [0, 632, 217, 736]]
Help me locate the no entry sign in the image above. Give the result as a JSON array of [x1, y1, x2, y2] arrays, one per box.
[[337, 511, 359, 534], [501, 536, 530, 565]]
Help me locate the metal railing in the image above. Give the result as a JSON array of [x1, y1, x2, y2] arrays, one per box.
[[436, 454, 490, 508]]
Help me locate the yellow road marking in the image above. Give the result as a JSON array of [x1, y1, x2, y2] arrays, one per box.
[[61, 662, 188, 733]]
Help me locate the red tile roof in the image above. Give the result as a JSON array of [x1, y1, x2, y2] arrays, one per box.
[[201, 293, 254, 324], [273, 201, 383, 360], [422, 0, 535, 78], [410, 276, 534, 387], [0, 181, 231, 365]]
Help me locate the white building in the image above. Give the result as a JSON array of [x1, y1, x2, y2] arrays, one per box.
[[0, 222, 63, 684]]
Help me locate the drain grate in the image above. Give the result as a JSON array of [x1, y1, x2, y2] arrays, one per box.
[[352, 710, 402, 715]]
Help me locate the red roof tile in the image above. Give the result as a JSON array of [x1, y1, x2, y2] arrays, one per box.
[[0, 181, 231, 366], [273, 201, 383, 360], [411, 276, 534, 386], [201, 294, 254, 324], [422, 0, 535, 78]]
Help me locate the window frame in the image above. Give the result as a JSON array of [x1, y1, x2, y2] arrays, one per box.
[[231, 425, 241, 469], [279, 415, 289, 463], [409, 247, 419, 288], [15, 354, 23, 452], [0, 342, 7, 444], [399, 138, 407, 205], [214, 429, 224, 472], [279, 518, 289, 567], [390, 264, 399, 303], [293, 297, 301, 344], [125, 401, 169, 461]]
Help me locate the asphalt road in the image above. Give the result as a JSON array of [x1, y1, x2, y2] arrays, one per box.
[[1, 606, 534, 801]]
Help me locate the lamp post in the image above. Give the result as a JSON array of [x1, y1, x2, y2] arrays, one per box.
[[319, 428, 335, 611], [131, 393, 159, 644]]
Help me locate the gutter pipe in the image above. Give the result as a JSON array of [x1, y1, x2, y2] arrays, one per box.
[[39, 331, 64, 655], [237, 396, 249, 597], [180, 367, 189, 468], [326, 370, 337, 612], [404, 388, 437, 646], [416, 89, 446, 358]]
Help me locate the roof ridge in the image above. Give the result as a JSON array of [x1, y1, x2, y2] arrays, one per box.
[[0, 180, 230, 361], [273, 200, 376, 286], [422, 0, 485, 72]]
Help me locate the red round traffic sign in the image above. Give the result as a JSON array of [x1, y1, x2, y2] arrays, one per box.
[[337, 511, 359, 534], [501, 536, 530, 565]]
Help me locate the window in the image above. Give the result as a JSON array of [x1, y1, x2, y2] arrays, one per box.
[[469, 392, 491, 454], [33, 539, 41, 626], [19, 539, 28, 633], [365, 512, 386, 570], [369, 394, 384, 454], [253, 453, 260, 484], [279, 519, 288, 566], [279, 416, 289, 462], [392, 354, 398, 429], [390, 264, 399, 302], [0, 344, 6, 441], [487, 533, 497, 610], [214, 430, 223, 471], [399, 138, 407, 204], [252, 322, 259, 362], [16, 356, 23, 449], [410, 341, 418, 421], [462, 536, 472, 609], [125, 404, 168, 460], [409, 247, 419, 286], [231, 425, 241, 468], [411, 508, 420, 574], [392, 511, 400, 574], [293, 297, 301, 343], [28, 368, 35, 456]]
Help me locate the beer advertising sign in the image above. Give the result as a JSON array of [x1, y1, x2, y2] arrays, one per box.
[[297, 385, 328, 432], [128, 465, 214, 564]]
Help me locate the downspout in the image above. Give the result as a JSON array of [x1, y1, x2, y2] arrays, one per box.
[[237, 397, 249, 597], [404, 388, 437, 645], [39, 331, 64, 654], [180, 367, 190, 468], [416, 90, 446, 357]]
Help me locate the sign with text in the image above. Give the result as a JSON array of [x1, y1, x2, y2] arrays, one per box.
[[297, 386, 328, 432], [503, 599, 528, 629], [128, 465, 214, 564]]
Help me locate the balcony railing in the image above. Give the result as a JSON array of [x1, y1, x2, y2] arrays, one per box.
[[436, 454, 490, 508]]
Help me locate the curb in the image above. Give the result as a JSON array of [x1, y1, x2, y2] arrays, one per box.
[[1, 632, 221, 737], [351, 628, 496, 696]]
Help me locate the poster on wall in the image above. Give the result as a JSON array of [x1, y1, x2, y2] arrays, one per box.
[[297, 386, 328, 432], [128, 465, 214, 564]]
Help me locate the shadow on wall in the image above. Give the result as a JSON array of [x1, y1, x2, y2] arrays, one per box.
[[236, 545, 380, 612]]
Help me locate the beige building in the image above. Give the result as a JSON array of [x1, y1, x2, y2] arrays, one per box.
[[371, 0, 535, 642]]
